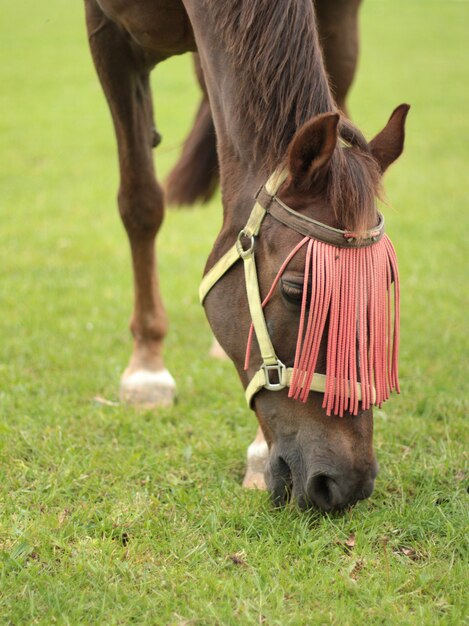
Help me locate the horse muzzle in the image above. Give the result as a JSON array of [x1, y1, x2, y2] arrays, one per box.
[[266, 446, 378, 512]]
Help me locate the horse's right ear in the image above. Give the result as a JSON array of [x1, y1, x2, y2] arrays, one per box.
[[287, 113, 339, 188]]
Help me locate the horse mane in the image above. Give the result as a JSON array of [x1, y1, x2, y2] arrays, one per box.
[[207, 0, 334, 168], [206, 0, 381, 235]]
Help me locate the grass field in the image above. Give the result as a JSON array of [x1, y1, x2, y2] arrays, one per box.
[[1, 1, 468, 624]]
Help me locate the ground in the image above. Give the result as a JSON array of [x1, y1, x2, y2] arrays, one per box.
[[0, 0, 468, 624]]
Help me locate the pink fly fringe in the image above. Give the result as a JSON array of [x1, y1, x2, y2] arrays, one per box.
[[245, 235, 400, 417], [289, 235, 400, 416]]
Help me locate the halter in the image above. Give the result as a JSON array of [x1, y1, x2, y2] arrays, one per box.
[[199, 170, 399, 417]]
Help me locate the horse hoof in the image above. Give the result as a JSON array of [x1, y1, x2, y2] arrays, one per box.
[[242, 470, 267, 490], [242, 436, 268, 490], [209, 337, 229, 360], [120, 368, 176, 407]]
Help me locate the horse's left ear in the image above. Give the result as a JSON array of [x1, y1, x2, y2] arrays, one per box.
[[287, 112, 340, 188], [370, 104, 410, 173]]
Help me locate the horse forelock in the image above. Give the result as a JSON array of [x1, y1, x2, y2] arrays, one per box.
[[205, 0, 380, 236], [328, 120, 383, 235]]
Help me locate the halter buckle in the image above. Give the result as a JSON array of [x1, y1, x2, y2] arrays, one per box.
[[262, 360, 287, 391], [236, 229, 255, 259]]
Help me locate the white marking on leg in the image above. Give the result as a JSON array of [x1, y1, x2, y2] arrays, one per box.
[[247, 439, 269, 465], [209, 337, 229, 360], [242, 427, 268, 490]]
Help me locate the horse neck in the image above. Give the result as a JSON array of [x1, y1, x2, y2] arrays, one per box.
[[187, 1, 336, 226]]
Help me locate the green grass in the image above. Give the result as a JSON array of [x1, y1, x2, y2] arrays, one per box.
[[0, 0, 468, 624]]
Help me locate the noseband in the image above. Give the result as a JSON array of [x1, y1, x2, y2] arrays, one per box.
[[200, 170, 399, 417]]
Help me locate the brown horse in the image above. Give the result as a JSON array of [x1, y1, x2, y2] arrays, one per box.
[[84, 0, 409, 511]]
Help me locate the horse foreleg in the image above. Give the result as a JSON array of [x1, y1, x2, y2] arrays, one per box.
[[85, 0, 175, 407], [315, 0, 363, 117]]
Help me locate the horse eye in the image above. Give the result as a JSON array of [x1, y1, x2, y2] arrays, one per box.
[[281, 279, 304, 303]]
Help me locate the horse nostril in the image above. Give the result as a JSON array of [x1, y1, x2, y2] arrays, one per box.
[[308, 473, 338, 511], [306, 471, 376, 511]]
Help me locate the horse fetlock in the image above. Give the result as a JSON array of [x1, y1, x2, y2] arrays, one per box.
[[130, 319, 167, 347], [120, 368, 176, 407]]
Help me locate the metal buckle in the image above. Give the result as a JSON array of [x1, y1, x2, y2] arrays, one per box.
[[236, 229, 255, 259], [262, 360, 287, 391]]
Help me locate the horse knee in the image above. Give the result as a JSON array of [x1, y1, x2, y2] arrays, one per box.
[[118, 180, 164, 237]]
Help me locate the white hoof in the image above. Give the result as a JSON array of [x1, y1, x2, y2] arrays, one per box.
[[242, 437, 268, 490], [209, 337, 229, 361], [120, 368, 176, 408], [242, 470, 267, 490]]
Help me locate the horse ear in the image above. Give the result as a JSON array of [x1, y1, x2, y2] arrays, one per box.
[[369, 104, 410, 173], [287, 113, 339, 188]]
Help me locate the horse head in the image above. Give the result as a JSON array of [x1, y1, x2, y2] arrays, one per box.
[[203, 104, 409, 510]]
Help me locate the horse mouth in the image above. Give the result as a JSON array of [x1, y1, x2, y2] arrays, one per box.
[[267, 456, 293, 507]]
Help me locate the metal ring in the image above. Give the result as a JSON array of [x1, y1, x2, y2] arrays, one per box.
[[236, 230, 255, 259]]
